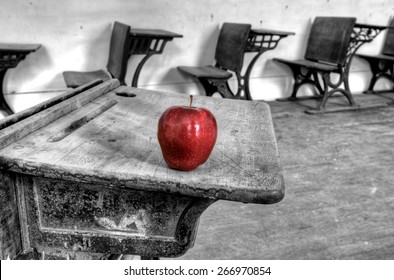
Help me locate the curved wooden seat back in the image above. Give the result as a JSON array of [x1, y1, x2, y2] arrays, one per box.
[[382, 17, 394, 56], [106, 21, 131, 82], [304, 17, 356, 65], [215, 23, 251, 73]]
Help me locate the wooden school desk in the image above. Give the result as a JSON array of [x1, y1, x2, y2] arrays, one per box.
[[0, 79, 284, 259]]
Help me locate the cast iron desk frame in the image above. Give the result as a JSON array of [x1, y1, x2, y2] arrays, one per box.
[[0, 43, 41, 116], [276, 23, 388, 113], [128, 29, 183, 87], [235, 29, 295, 100]]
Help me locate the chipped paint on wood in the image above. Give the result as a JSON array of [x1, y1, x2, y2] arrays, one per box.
[[19, 174, 215, 259]]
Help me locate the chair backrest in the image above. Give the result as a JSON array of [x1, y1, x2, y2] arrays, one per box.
[[382, 17, 394, 56], [215, 23, 251, 73], [304, 17, 356, 65], [106, 21, 131, 83]]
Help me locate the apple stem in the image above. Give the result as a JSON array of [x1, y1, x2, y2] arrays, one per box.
[[189, 95, 193, 108]]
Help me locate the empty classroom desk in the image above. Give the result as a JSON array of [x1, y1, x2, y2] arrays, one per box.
[[129, 29, 183, 87]]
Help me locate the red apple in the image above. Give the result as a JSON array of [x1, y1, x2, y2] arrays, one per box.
[[157, 96, 217, 171]]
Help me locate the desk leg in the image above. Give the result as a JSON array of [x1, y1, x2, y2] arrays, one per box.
[[0, 171, 22, 259], [131, 53, 155, 87], [0, 70, 14, 116], [130, 39, 171, 88], [243, 51, 267, 101], [213, 51, 265, 101]]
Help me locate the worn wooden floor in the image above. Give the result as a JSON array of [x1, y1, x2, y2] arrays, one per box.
[[175, 92, 394, 260]]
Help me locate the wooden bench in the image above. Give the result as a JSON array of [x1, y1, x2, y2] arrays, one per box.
[[273, 17, 357, 113], [357, 18, 394, 93]]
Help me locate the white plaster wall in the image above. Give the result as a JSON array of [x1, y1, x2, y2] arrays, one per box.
[[1, 0, 393, 105]]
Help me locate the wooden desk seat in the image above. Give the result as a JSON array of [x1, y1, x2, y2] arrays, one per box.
[[357, 18, 394, 93], [273, 59, 340, 73], [178, 23, 251, 99], [63, 21, 131, 88], [63, 70, 111, 88], [273, 17, 357, 112], [177, 65, 232, 80]]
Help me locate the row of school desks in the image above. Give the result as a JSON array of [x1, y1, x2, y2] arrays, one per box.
[[0, 22, 391, 116], [0, 20, 392, 260], [0, 29, 183, 116]]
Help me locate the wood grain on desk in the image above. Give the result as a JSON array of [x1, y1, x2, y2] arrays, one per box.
[[0, 80, 284, 204]]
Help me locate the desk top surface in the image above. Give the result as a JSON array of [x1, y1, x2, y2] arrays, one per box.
[[0, 43, 41, 52], [354, 22, 391, 30], [130, 28, 183, 38], [250, 28, 295, 36], [0, 79, 284, 204]]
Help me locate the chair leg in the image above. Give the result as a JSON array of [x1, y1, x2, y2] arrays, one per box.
[[198, 78, 235, 99], [318, 72, 356, 111], [368, 60, 380, 92], [198, 78, 219, 97], [367, 59, 383, 92], [364, 59, 394, 93], [288, 66, 315, 100], [289, 66, 303, 99], [342, 71, 356, 106], [318, 74, 331, 111], [216, 80, 235, 99], [312, 72, 325, 96]]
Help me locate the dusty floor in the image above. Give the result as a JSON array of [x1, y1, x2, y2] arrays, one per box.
[[175, 92, 394, 259], [2, 90, 394, 260]]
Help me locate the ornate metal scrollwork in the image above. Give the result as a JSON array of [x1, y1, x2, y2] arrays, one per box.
[[345, 26, 384, 70], [0, 52, 27, 70]]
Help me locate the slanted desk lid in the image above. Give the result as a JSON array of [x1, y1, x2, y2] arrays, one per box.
[[0, 80, 284, 205]]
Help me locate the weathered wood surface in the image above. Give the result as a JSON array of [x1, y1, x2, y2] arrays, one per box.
[[0, 79, 120, 150], [0, 82, 284, 205], [17, 173, 214, 259], [175, 93, 394, 259], [0, 79, 102, 130], [0, 171, 22, 259], [0, 81, 283, 259]]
